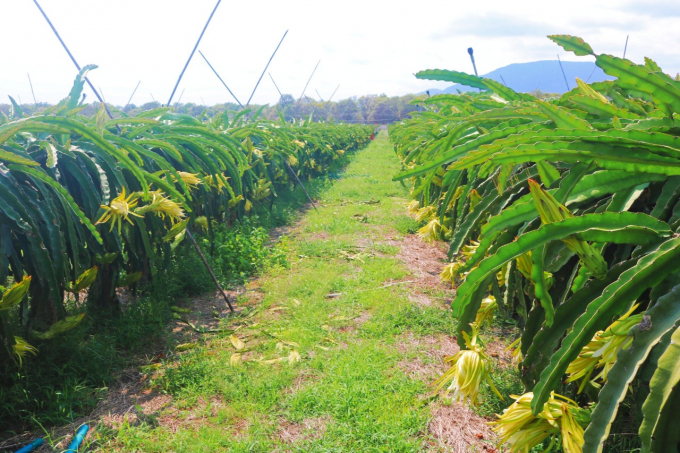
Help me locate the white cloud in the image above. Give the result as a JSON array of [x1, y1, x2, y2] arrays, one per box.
[[2, 0, 678, 106]]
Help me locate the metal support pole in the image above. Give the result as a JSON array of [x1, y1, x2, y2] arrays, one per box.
[[27, 73, 38, 109], [186, 229, 234, 312], [557, 55, 570, 92], [199, 50, 245, 108], [124, 80, 141, 111], [166, 0, 222, 106], [32, 0, 120, 129], [245, 30, 288, 106], [299, 60, 321, 101]]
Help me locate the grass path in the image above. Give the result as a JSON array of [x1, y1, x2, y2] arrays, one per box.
[[92, 131, 504, 452]]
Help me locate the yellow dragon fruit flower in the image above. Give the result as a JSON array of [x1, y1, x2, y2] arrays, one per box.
[[446, 186, 466, 212], [292, 139, 305, 148], [176, 172, 202, 189], [490, 392, 587, 453], [469, 189, 482, 212], [460, 240, 481, 259], [406, 199, 420, 216], [475, 296, 497, 328], [528, 179, 607, 279], [228, 195, 244, 208], [13, 336, 37, 367], [288, 155, 299, 167], [506, 337, 523, 367], [566, 304, 642, 392], [135, 190, 186, 223], [204, 174, 229, 193], [441, 261, 463, 284], [516, 251, 554, 289], [417, 218, 449, 243], [96, 187, 142, 233], [432, 324, 503, 405], [414, 205, 435, 222], [194, 216, 209, 231]]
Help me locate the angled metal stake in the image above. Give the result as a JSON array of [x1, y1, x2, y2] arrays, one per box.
[[324, 84, 340, 116], [245, 30, 288, 106], [27, 73, 38, 109], [186, 229, 234, 312], [199, 50, 245, 109], [269, 72, 292, 114], [315, 89, 325, 102], [32, 0, 120, 130], [166, 0, 222, 106], [299, 60, 321, 101], [124, 80, 141, 111], [557, 54, 570, 91]]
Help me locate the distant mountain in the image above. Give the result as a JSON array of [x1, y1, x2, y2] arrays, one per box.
[[422, 60, 614, 95]]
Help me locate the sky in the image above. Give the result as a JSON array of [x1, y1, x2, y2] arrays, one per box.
[[2, 0, 679, 107]]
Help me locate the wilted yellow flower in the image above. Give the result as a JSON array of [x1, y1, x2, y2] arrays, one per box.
[[194, 216, 209, 231], [432, 324, 502, 405], [252, 180, 272, 201], [97, 187, 142, 233], [417, 218, 449, 243], [136, 190, 185, 223], [175, 171, 202, 189], [336, 149, 345, 156], [490, 392, 587, 453], [475, 296, 497, 328], [0, 276, 31, 311], [441, 261, 463, 284], [204, 174, 229, 192], [228, 194, 244, 208], [406, 199, 420, 216], [13, 336, 37, 367], [516, 252, 533, 279], [516, 251, 554, 289], [288, 155, 299, 167], [566, 304, 642, 392], [460, 240, 480, 259], [292, 139, 305, 148], [469, 189, 482, 212], [506, 337, 523, 367], [446, 186, 466, 212], [528, 179, 606, 279], [414, 205, 435, 222]]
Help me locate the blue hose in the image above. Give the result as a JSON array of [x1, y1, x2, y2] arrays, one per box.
[[14, 438, 43, 453], [65, 425, 89, 452]]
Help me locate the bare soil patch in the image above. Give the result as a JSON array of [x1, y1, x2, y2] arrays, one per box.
[[377, 232, 455, 307], [427, 403, 498, 453], [276, 416, 331, 445]]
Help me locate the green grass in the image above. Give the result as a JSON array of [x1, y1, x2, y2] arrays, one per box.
[[87, 130, 455, 451]]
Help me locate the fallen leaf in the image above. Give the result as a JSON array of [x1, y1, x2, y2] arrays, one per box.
[[230, 335, 245, 350]]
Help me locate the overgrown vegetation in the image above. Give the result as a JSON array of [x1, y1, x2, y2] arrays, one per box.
[[0, 66, 373, 435], [392, 34, 680, 452]]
